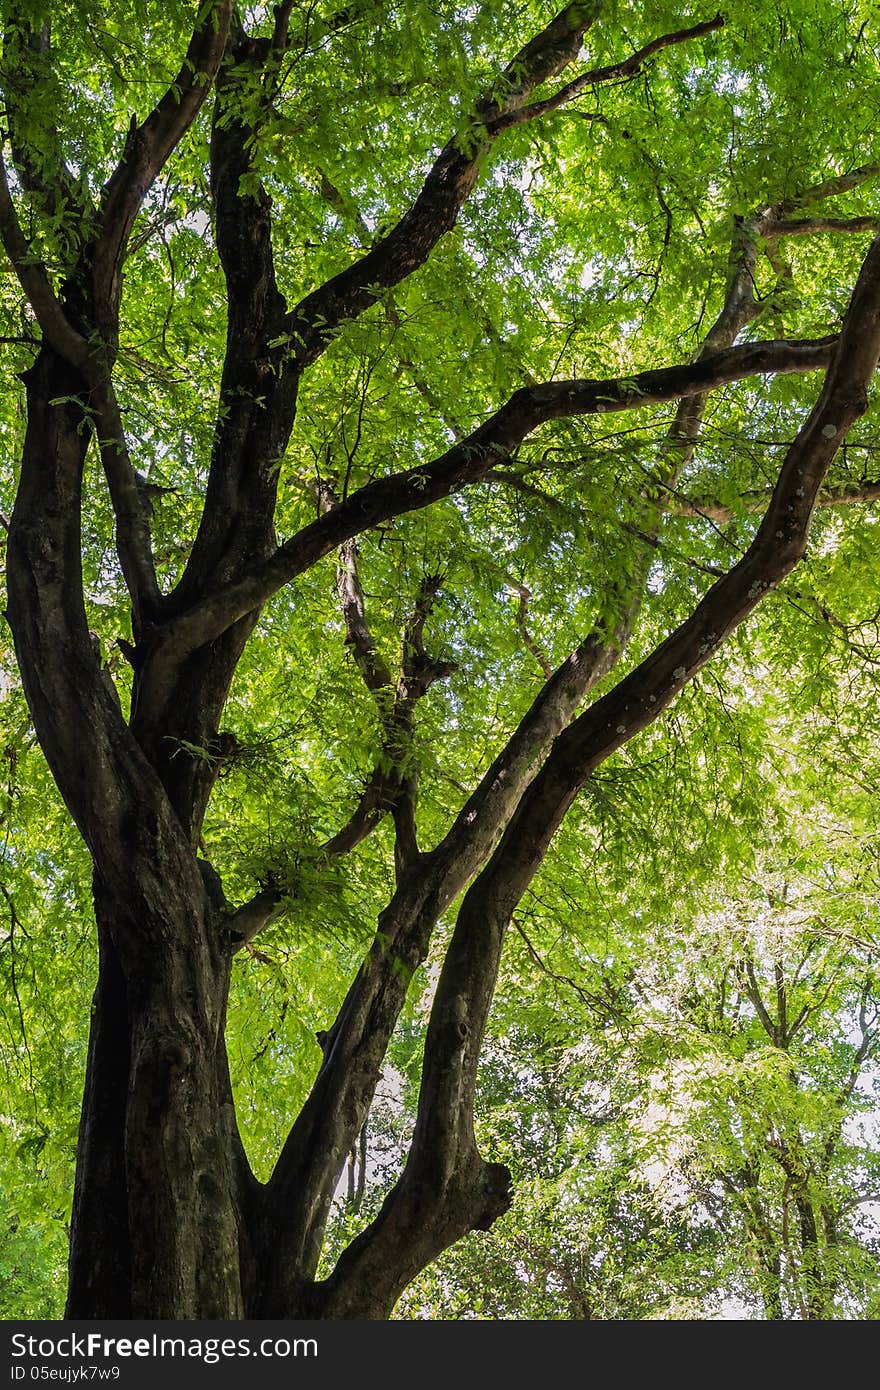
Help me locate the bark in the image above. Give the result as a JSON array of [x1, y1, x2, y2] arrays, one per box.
[[4, 3, 880, 1323], [6, 347, 253, 1319], [68, 881, 249, 1319], [65, 908, 131, 1317]]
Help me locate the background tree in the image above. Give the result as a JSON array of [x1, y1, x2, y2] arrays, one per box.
[[1, 0, 880, 1319], [631, 876, 880, 1319], [325, 747, 879, 1322]]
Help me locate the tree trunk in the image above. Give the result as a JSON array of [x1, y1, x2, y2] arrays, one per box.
[[796, 1194, 828, 1320], [7, 348, 257, 1320], [5, 350, 498, 1321], [67, 878, 246, 1318], [65, 908, 132, 1317]]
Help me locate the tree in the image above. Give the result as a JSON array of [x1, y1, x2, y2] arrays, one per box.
[[1, 0, 880, 1319], [330, 765, 880, 1321], [631, 881, 880, 1320], [363, 1020, 728, 1321]]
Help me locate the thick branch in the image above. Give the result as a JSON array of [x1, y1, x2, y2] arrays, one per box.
[[130, 16, 295, 834], [775, 162, 880, 217], [226, 888, 281, 949], [321, 235, 880, 1309], [261, 617, 632, 1306], [742, 958, 780, 1044], [0, 146, 160, 625], [765, 216, 880, 237], [315, 849, 514, 1317], [88, 377, 162, 630], [319, 782, 390, 860], [669, 476, 880, 522], [283, 1, 609, 366], [92, 1, 233, 335], [4, 351, 210, 933], [437, 232, 880, 948], [150, 335, 837, 664], [487, 14, 724, 133], [169, 17, 293, 611], [260, 245, 880, 1309]]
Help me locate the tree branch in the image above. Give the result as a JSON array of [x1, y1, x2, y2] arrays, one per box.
[[0, 149, 90, 368], [321, 569, 456, 868], [150, 334, 838, 666], [282, 1, 614, 367], [662, 193, 793, 477], [87, 377, 162, 631], [438, 231, 880, 957], [839, 979, 879, 1102], [308, 236, 880, 1311], [667, 476, 880, 521], [315, 854, 514, 1317], [91, 0, 233, 336], [257, 243, 880, 1307], [327, 511, 393, 694], [226, 887, 281, 949], [510, 583, 554, 679], [0, 148, 160, 625], [774, 162, 880, 218], [486, 14, 724, 134], [128, 12, 296, 835], [259, 621, 626, 1302], [765, 216, 880, 238], [168, 15, 293, 612]]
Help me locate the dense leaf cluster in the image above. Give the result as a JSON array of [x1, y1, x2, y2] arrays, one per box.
[[0, 0, 878, 1317]]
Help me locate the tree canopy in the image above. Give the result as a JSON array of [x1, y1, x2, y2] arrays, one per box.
[[0, 0, 878, 1320]]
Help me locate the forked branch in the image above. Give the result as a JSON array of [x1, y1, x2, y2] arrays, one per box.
[[151, 334, 837, 664], [318, 233, 880, 1316], [322, 553, 456, 868], [486, 14, 724, 133], [285, 8, 722, 367]]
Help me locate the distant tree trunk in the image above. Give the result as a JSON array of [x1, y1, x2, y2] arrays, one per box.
[[795, 1195, 828, 1320], [758, 1253, 785, 1322]]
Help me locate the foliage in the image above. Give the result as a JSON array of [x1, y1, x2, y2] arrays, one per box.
[[0, 0, 879, 1318]]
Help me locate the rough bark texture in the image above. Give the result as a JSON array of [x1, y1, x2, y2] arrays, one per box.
[[4, 3, 880, 1319]]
